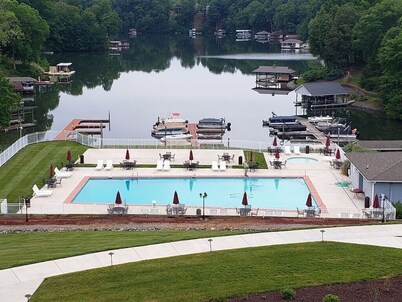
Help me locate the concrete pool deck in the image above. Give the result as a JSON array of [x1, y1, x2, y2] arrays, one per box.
[[27, 149, 364, 218], [0, 224, 401, 302]]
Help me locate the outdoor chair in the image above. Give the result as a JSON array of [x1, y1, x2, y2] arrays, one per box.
[[285, 146, 292, 155], [95, 160, 104, 170], [219, 161, 227, 171], [162, 160, 170, 171], [156, 160, 163, 171], [211, 161, 220, 172], [250, 208, 259, 216], [104, 160, 113, 170], [296, 207, 304, 218], [32, 184, 52, 197], [54, 167, 72, 178], [281, 160, 287, 168], [294, 146, 301, 155]]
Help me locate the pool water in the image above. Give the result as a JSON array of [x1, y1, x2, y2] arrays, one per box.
[[72, 177, 316, 210], [287, 157, 318, 164]]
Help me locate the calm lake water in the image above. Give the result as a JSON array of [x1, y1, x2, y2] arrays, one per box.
[[2, 35, 402, 150]]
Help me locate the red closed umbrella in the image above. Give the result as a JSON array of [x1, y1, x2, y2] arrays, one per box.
[[306, 193, 313, 208], [50, 164, 54, 178], [115, 191, 122, 205], [272, 136, 277, 147], [249, 150, 253, 162], [189, 150, 194, 162], [242, 192, 248, 207], [275, 148, 280, 160], [125, 149, 130, 160], [372, 194, 380, 208], [173, 191, 179, 205], [335, 149, 341, 160], [325, 136, 331, 148], [67, 150, 72, 162]]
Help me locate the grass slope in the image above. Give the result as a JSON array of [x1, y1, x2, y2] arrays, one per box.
[[0, 141, 88, 202], [0, 230, 243, 269], [32, 242, 402, 302]]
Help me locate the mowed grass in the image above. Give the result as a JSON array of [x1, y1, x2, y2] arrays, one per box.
[[0, 141, 88, 202], [0, 230, 243, 269], [32, 242, 402, 302]]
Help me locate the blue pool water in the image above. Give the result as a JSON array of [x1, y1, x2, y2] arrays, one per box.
[[287, 157, 318, 164], [72, 177, 316, 210]]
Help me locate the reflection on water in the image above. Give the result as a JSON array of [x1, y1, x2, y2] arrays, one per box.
[[1, 35, 401, 151]]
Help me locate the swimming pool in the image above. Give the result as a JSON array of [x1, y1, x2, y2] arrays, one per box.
[[72, 177, 316, 210], [287, 157, 318, 164]]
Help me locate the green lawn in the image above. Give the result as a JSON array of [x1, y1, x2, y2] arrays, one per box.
[[32, 242, 402, 302], [0, 141, 88, 203], [0, 230, 243, 269]]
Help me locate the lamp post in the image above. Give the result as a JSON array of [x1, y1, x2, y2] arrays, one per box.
[[208, 238, 213, 252], [382, 196, 386, 223], [108, 252, 114, 266], [320, 229, 325, 243], [25, 294, 32, 301], [24, 196, 31, 222], [199, 192, 207, 220]]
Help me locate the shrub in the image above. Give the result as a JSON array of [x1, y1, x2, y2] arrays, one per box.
[[393, 202, 402, 219], [281, 288, 296, 300], [323, 294, 341, 302]]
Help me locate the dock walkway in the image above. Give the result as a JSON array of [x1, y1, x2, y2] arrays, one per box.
[[297, 117, 327, 144]]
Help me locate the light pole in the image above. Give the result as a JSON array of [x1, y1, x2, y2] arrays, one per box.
[[25, 294, 32, 301], [208, 238, 213, 252], [108, 252, 114, 266], [320, 229, 325, 243], [199, 192, 207, 220], [24, 196, 31, 222]]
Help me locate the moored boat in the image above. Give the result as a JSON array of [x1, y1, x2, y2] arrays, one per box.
[[160, 133, 192, 142], [197, 118, 226, 129]]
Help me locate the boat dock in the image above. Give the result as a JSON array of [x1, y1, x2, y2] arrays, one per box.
[[54, 118, 110, 140], [187, 123, 199, 147]]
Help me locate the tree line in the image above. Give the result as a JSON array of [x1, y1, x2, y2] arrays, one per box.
[[0, 0, 401, 126]]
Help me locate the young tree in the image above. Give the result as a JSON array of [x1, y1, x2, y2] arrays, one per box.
[[0, 72, 20, 128]]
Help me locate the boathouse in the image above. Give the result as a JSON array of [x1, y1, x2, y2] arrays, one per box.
[[346, 152, 402, 207], [280, 38, 303, 49], [253, 66, 296, 83], [7, 77, 37, 94], [356, 140, 402, 152], [294, 81, 350, 108]]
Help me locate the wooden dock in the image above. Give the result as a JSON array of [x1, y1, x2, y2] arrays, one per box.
[[297, 117, 327, 144], [187, 123, 199, 147], [54, 119, 109, 141]]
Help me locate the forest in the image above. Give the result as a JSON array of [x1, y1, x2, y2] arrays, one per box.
[[0, 0, 401, 126]]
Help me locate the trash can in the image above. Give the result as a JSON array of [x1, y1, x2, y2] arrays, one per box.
[[364, 196, 370, 208], [79, 155, 84, 164], [305, 145, 310, 154], [196, 209, 202, 216], [238, 156, 243, 165]]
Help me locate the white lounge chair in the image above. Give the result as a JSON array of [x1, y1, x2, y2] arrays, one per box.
[[162, 160, 170, 171], [294, 146, 301, 155], [104, 160, 113, 170], [219, 161, 226, 171], [284, 146, 292, 155], [54, 167, 72, 179], [95, 160, 104, 170], [32, 184, 52, 197], [156, 160, 163, 171], [211, 161, 219, 172]]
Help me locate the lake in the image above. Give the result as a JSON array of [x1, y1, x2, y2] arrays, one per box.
[[2, 35, 402, 150]]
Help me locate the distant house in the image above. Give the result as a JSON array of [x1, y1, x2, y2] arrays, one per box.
[[346, 151, 402, 204], [294, 82, 351, 108], [280, 38, 303, 49]]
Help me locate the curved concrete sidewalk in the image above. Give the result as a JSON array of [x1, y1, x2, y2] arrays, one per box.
[[1, 224, 401, 302]]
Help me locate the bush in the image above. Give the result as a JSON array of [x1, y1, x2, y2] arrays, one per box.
[[281, 288, 296, 300], [323, 294, 341, 302], [301, 67, 342, 82], [393, 202, 402, 219]]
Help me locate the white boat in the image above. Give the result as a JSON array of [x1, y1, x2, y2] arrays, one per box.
[[160, 133, 192, 142], [197, 118, 226, 129], [307, 115, 333, 123], [152, 112, 188, 133]]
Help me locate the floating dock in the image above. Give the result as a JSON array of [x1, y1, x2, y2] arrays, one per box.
[[54, 118, 109, 140]]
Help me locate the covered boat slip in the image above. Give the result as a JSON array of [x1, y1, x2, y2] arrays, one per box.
[[294, 82, 351, 108], [253, 66, 296, 83]]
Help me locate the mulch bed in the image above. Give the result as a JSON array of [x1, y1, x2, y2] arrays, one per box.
[[228, 275, 402, 302]]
